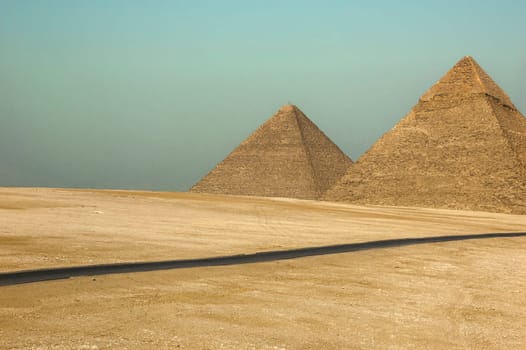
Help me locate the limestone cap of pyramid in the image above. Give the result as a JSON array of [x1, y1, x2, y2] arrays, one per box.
[[278, 104, 299, 113], [420, 56, 516, 109], [273, 104, 308, 125]]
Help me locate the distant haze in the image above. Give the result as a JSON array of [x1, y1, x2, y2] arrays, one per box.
[[1, 0, 525, 191]]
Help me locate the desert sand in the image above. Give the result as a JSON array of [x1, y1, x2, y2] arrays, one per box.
[[1, 187, 525, 349]]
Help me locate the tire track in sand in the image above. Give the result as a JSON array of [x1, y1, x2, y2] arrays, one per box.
[[1, 231, 525, 286]]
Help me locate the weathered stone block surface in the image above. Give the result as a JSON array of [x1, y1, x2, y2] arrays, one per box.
[[191, 105, 353, 199], [325, 56, 526, 214]]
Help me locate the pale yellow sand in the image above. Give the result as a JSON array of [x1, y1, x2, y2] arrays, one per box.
[[0, 188, 525, 349]]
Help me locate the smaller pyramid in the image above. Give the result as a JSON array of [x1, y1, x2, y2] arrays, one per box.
[[324, 56, 526, 214], [190, 105, 353, 199]]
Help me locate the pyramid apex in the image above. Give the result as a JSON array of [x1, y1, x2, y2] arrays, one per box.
[[279, 104, 298, 113], [420, 56, 515, 108], [455, 55, 481, 67]]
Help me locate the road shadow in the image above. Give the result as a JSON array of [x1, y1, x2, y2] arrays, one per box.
[[1, 231, 525, 286]]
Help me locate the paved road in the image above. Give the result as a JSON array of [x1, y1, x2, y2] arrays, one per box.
[[1, 232, 525, 287]]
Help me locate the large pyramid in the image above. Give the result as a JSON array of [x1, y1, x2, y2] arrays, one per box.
[[190, 105, 353, 199], [324, 56, 526, 214]]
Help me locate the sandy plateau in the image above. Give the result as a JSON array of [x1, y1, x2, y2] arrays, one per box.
[[0, 187, 525, 349]]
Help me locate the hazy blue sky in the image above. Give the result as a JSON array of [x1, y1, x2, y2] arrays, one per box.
[[1, 0, 525, 191]]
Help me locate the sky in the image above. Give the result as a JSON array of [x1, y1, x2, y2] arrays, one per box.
[[1, 0, 525, 191]]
